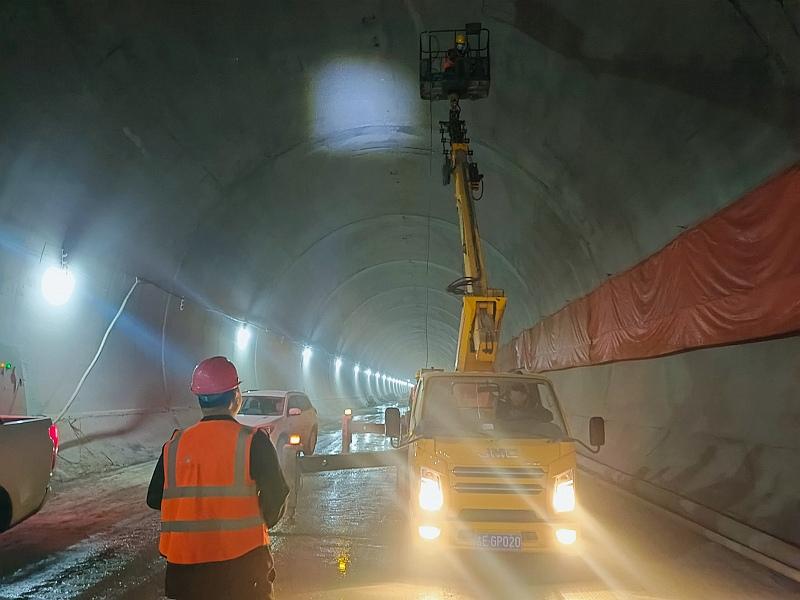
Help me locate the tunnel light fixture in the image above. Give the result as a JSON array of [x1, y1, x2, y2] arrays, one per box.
[[353, 363, 360, 375], [236, 325, 251, 350], [335, 356, 343, 370], [364, 368, 372, 377], [381, 374, 387, 382], [375, 371, 381, 379], [41, 264, 75, 306], [302, 346, 313, 362]]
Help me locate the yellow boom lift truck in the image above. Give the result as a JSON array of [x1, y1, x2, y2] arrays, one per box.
[[380, 23, 607, 553], [287, 23, 606, 556]]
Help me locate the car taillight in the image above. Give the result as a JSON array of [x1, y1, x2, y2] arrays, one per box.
[[48, 423, 59, 469]]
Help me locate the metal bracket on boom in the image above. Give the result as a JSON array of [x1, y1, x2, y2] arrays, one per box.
[[440, 95, 483, 192]]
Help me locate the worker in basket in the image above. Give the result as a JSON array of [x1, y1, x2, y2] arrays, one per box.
[[443, 32, 469, 74], [147, 356, 289, 600]]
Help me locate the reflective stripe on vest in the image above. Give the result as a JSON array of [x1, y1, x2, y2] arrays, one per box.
[[159, 421, 269, 564]]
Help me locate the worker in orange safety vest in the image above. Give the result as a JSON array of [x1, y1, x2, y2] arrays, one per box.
[[147, 356, 289, 599]]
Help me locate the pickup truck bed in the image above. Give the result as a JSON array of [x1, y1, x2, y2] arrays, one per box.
[[0, 416, 57, 531]]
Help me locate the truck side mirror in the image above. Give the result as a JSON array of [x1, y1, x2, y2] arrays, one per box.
[[589, 416, 605, 447], [385, 407, 402, 438]]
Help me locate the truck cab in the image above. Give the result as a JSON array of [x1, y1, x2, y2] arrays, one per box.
[[387, 371, 603, 553]]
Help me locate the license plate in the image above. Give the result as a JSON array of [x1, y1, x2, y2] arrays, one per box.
[[475, 533, 523, 551]]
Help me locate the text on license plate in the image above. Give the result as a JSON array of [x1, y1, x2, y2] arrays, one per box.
[[475, 533, 522, 551]]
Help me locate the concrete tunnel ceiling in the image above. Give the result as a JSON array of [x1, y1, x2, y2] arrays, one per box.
[[3, 1, 798, 380]]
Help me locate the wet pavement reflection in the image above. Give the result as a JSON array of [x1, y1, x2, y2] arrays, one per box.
[[0, 408, 798, 599]]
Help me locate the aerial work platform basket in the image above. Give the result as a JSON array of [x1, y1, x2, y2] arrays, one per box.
[[419, 23, 490, 101]]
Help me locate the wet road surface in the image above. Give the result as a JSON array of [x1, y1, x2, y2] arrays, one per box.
[[1, 410, 798, 599]]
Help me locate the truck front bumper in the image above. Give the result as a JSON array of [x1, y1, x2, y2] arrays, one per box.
[[413, 516, 580, 554]]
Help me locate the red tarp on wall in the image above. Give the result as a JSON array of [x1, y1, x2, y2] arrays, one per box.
[[508, 164, 800, 372]]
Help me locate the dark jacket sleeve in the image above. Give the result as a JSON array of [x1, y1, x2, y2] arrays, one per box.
[[250, 430, 289, 528], [147, 451, 165, 510]]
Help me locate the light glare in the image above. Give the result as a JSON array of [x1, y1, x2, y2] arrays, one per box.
[[553, 475, 576, 513], [236, 325, 251, 350], [418, 525, 441, 540], [311, 59, 419, 152], [302, 346, 313, 361], [41, 266, 75, 306], [556, 528, 577, 545], [419, 470, 444, 511]]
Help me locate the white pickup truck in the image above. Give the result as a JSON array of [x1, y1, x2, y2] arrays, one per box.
[[0, 416, 58, 532]]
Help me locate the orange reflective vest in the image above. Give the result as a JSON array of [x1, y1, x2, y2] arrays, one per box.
[[159, 420, 269, 564]]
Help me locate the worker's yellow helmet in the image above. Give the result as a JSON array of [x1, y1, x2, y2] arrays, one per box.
[[455, 33, 467, 45]]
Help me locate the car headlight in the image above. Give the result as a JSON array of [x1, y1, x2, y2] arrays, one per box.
[[418, 467, 444, 511], [553, 470, 575, 513]]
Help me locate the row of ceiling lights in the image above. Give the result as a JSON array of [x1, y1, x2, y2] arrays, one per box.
[[41, 261, 416, 389], [237, 325, 414, 389]]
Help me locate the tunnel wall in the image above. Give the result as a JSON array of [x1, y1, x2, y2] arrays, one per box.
[[498, 167, 800, 546], [0, 239, 394, 478], [506, 165, 800, 371], [548, 336, 800, 548]]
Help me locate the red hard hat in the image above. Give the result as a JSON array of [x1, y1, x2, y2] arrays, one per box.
[[190, 356, 241, 395]]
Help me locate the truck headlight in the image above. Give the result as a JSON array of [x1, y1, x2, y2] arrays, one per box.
[[418, 468, 444, 512], [553, 470, 575, 513]]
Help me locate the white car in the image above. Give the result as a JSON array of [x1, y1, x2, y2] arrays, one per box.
[[0, 416, 58, 532], [236, 390, 318, 456]]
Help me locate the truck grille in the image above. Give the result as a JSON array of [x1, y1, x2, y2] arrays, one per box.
[[459, 509, 543, 523], [453, 482, 543, 495], [451, 466, 545, 479]]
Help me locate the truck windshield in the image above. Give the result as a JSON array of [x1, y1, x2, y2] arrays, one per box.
[[418, 376, 567, 439], [240, 396, 285, 416]]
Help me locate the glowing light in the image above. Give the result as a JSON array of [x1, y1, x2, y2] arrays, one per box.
[[289, 434, 301, 445], [555, 528, 577, 545], [236, 325, 251, 350], [381, 374, 387, 382], [337, 555, 349, 575], [302, 346, 313, 362], [335, 356, 343, 370], [353, 364, 360, 375], [418, 525, 441, 540], [41, 266, 75, 306], [553, 472, 576, 513], [419, 469, 444, 511], [375, 371, 381, 379], [311, 59, 420, 153], [344, 408, 352, 416], [364, 368, 372, 376]]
